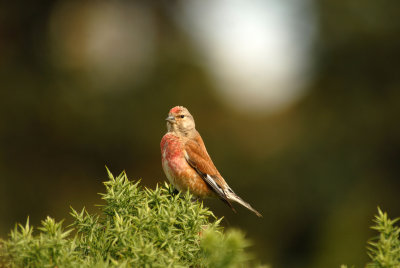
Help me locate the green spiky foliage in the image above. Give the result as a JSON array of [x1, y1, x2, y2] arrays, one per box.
[[0, 170, 262, 267], [342, 208, 400, 268], [366, 208, 400, 268]]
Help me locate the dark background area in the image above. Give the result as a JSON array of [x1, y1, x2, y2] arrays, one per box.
[[1, 1, 400, 267]]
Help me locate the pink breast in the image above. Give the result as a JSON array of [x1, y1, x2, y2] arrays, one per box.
[[161, 134, 185, 176], [161, 133, 211, 197]]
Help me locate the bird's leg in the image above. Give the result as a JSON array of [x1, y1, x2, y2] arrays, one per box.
[[171, 188, 180, 196], [167, 184, 180, 196]]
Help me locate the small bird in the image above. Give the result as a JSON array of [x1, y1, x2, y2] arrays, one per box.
[[160, 106, 262, 217]]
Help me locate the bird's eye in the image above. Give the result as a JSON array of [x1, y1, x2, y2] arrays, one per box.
[[180, 115, 185, 118]]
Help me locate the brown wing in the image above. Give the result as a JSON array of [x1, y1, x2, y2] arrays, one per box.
[[185, 134, 218, 172], [184, 132, 235, 209]]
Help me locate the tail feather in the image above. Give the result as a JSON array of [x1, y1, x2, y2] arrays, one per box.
[[225, 191, 262, 218]]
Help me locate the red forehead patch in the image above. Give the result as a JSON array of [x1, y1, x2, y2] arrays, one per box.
[[169, 106, 183, 114]]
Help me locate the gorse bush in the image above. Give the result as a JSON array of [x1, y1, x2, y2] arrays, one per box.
[[341, 208, 400, 268], [366, 208, 400, 268], [2, 170, 400, 268], [1, 169, 263, 267]]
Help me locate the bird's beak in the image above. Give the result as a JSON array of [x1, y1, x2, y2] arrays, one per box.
[[165, 115, 175, 123]]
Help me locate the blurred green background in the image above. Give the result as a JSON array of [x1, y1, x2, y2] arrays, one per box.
[[1, 0, 400, 267]]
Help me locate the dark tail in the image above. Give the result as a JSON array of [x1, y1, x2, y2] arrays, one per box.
[[225, 191, 262, 217]]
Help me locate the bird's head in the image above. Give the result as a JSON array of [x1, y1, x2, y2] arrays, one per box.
[[166, 106, 195, 136]]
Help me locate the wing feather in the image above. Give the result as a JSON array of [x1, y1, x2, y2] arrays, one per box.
[[184, 133, 234, 209]]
